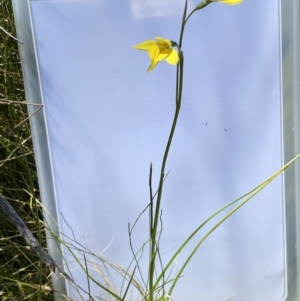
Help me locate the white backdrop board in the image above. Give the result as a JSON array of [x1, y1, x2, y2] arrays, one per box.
[[12, 0, 300, 300]]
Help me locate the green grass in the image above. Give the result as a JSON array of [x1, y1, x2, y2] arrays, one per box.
[[0, 1, 55, 300]]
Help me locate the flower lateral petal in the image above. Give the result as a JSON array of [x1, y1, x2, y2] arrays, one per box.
[[132, 40, 157, 51], [147, 46, 160, 72], [165, 50, 179, 65]]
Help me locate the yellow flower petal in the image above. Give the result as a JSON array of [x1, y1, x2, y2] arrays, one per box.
[[147, 47, 170, 72], [218, 0, 243, 5], [133, 37, 179, 72], [165, 50, 179, 65], [147, 47, 160, 71], [132, 40, 157, 51], [155, 37, 172, 48]]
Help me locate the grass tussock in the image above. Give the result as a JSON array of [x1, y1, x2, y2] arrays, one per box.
[[0, 1, 55, 300]]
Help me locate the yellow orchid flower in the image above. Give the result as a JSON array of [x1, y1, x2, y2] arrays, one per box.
[[133, 37, 179, 72], [216, 0, 243, 5]]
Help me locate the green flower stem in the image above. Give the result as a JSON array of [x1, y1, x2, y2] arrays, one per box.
[[178, 0, 188, 49], [148, 2, 188, 300], [148, 0, 238, 298], [148, 3, 187, 299], [185, 1, 211, 25], [148, 52, 184, 301]]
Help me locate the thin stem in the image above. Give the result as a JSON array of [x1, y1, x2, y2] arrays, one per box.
[[149, 163, 153, 236], [185, 1, 211, 25], [122, 266, 137, 301], [128, 223, 147, 289], [83, 254, 92, 299], [148, 91, 179, 300], [149, 163, 154, 290], [157, 210, 165, 293], [148, 51, 184, 301], [0, 25, 23, 43], [178, 0, 188, 49]]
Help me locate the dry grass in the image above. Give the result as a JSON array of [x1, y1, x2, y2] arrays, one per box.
[[0, 1, 55, 300]]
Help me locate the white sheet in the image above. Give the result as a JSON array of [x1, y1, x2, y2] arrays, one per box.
[[30, 0, 284, 300]]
